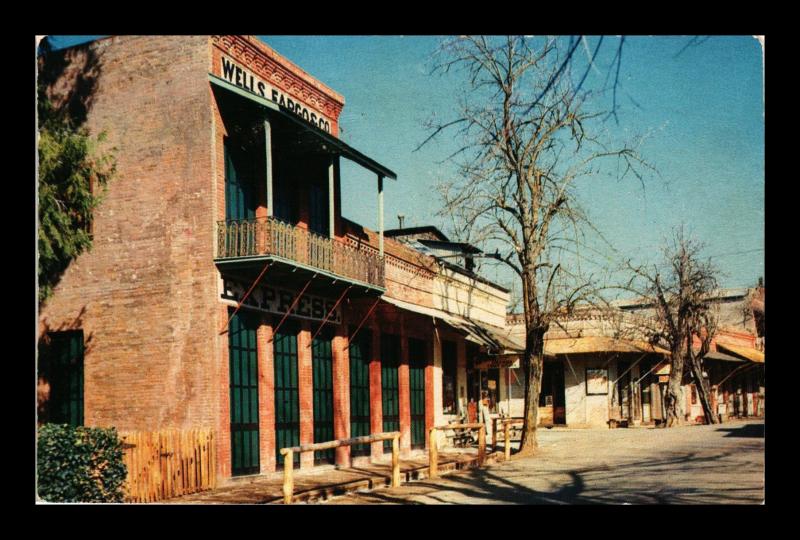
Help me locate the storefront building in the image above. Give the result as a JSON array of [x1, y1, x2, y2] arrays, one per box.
[[500, 288, 765, 428], [37, 35, 518, 482]]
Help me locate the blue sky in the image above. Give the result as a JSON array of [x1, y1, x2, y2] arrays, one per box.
[[44, 35, 765, 294]]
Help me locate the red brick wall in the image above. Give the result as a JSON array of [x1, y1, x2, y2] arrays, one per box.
[[259, 322, 277, 473], [332, 325, 350, 466], [38, 36, 218, 434], [369, 322, 383, 459], [297, 322, 314, 469], [425, 337, 436, 446], [217, 305, 232, 478], [398, 317, 411, 453]]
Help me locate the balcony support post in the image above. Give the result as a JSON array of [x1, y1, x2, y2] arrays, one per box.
[[265, 117, 274, 217], [329, 157, 335, 239], [378, 174, 384, 257]]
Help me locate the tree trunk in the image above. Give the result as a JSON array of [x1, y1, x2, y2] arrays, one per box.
[[688, 355, 719, 424], [664, 351, 685, 427], [518, 325, 545, 455]]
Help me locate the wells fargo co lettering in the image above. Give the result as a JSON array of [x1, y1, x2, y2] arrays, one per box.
[[220, 56, 332, 133], [222, 279, 342, 324]]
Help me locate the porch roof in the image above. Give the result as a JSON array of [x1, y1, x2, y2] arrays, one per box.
[[716, 343, 765, 364], [379, 296, 522, 354], [543, 336, 670, 356], [210, 74, 397, 180]]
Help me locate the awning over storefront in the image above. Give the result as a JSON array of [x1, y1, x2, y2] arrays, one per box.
[[543, 336, 670, 356], [210, 74, 397, 180], [716, 343, 765, 364], [379, 296, 522, 354], [474, 356, 520, 370], [705, 349, 747, 363]]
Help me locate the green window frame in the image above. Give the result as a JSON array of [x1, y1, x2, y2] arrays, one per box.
[[349, 328, 372, 457], [40, 331, 84, 427], [408, 338, 427, 449], [312, 329, 335, 464], [224, 138, 257, 222], [381, 334, 400, 452], [228, 310, 260, 476], [274, 323, 300, 468]]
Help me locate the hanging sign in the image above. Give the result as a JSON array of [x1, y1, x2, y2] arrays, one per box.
[[221, 278, 341, 324], [217, 55, 333, 133]]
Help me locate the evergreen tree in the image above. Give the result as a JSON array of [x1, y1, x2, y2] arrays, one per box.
[[37, 37, 115, 305]]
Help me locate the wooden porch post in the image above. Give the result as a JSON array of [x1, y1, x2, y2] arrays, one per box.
[[264, 118, 273, 217], [328, 157, 335, 239], [378, 175, 384, 257]]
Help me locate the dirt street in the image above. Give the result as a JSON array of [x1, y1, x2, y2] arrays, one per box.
[[320, 420, 765, 504]]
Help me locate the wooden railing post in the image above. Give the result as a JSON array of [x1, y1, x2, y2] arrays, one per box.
[[492, 418, 498, 452], [428, 427, 438, 479], [283, 450, 294, 504], [478, 426, 486, 466], [391, 434, 401, 488], [504, 421, 511, 461]]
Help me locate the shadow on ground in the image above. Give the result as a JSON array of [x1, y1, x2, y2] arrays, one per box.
[[716, 423, 764, 439], [329, 449, 763, 505]]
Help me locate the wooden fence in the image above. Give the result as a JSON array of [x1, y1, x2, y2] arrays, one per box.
[[119, 428, 216, 503]]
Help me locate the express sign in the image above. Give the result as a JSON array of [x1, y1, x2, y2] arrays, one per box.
[[218, 55, 333, 133], [221, 279, 342, 324]]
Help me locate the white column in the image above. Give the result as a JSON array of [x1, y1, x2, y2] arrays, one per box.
[[265, 118, 273, 217], [432, 320, 444, 426], [378, 175, 384, 257], [328, 157, 335, 239]]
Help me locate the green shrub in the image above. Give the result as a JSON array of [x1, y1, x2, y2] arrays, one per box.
[[37, 424, 128, 503]]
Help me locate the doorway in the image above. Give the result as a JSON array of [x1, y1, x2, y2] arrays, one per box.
[[312, 329, 335, 464], [349, 328, 371, 457], [228, 309, 260, 476], [381, 334, 400, 452], [408, 338, 427, 449], [274, 323, 300, 468]]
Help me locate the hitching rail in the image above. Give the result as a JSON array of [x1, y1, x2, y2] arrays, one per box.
[[492, 416, 524, 453], [279, 431, 401, 504], [428, 423, 486, 479], [497, 418, 524, 461]]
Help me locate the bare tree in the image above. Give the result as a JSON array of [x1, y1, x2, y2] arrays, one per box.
[[624, 227, 721, 426], [420, 36, 654, 454]]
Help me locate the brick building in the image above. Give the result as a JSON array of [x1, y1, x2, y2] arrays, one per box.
[[37, 35, 514, 482]]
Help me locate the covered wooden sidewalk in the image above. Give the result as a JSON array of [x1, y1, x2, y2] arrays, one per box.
[[166, 450, 499, 504]]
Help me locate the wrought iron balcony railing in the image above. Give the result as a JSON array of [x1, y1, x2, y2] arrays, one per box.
[[216, 217, 385, 289]]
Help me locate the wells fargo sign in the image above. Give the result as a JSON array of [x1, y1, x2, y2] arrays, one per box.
[[217, 55, 333, 133], [221, 279, 342, 324]]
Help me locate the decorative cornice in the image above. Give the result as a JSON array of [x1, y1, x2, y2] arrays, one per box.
[[210, 35, 344, 123]]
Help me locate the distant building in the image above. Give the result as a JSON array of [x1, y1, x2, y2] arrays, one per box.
[[501, 287, 765, 428]]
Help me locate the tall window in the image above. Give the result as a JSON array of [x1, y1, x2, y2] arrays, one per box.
[[308, 181, 329, 237], [39, 331, 84, 426], [442, 341, 457, 414]]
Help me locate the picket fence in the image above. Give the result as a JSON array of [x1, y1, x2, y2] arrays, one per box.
[[119, 428, 216, 503]]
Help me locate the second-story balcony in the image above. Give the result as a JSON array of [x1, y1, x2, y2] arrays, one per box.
[[215, 216, 385, 292]]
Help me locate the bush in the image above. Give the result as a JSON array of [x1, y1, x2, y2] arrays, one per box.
[[37, 424, 128, 503]]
